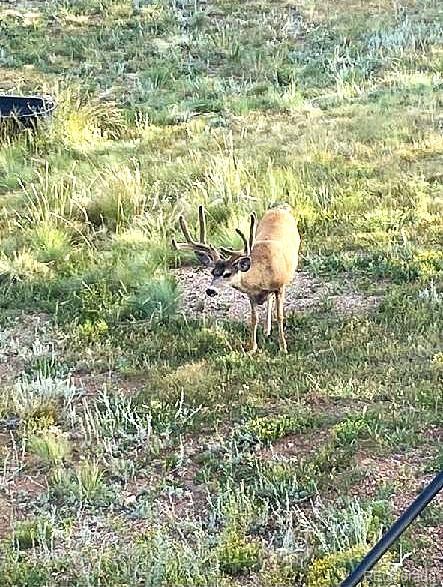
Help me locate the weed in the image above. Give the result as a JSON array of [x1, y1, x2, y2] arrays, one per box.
[[27, 426, 70, 466], [255, 460, 316, 505], [299, 499, 392, 554], [50, 461, 112, 505], [68, 388, 160, 460], [217, 528, 263, 576], [307, 544, 400, 587], [259, 553, 305, 587], [8, 373, 77, 430], [75, 318, 109, 343], [239, 411, 324, 445], [0, 555, 51, 587], [332, 413, 372, 446], [127, 274, 179, 322], [13, 516, 54, 550]]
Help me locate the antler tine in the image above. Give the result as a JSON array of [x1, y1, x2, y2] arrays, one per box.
[[173, 207, 220, 262], [198, 205, 207, 244], [220, 246, 239, 258], [235, 228, 249, 255], [249, 212, 256, 252], [221, 212, 256, 258], [179, 215, 195, 244]]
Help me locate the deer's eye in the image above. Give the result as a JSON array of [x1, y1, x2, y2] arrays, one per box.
[[212, 265, 224, 277], [223, 271, 232, 279]]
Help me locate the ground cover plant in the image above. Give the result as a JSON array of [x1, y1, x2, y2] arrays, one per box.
[[0, 0, 442, 585]]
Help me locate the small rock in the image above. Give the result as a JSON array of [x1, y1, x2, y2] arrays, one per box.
[[2, 416, 21, 431], [124, 495, 137, 505]]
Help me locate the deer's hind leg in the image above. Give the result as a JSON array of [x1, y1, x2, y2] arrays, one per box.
[[266, 293, 274, 337], [275, 286, 287, 353]]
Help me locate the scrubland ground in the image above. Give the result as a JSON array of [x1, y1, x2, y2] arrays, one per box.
[[0, 0, 442, 585]]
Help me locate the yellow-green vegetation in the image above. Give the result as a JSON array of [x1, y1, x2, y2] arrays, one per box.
[[307, 545, 400, 587], [27, 426, 71, 466], [217, 528, 263, 576], [0, 0, 441, 585], [12, 516, 54, 551]]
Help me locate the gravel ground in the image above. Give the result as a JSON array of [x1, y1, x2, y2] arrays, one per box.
[[174, 267, 382, 322]]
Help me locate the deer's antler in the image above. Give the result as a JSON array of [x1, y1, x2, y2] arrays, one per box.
[[172, 205, 220, 263], [221, 213, 256, 258]]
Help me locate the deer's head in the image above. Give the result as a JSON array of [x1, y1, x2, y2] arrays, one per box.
[[172, 206, 256, 297]]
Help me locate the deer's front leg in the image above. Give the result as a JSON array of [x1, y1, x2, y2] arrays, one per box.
[[249, 299, 258, 353], [275, 287, 287, 353]]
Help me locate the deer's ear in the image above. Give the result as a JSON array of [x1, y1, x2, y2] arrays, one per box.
[[195, 251, 212, 267], [238, 256, 251, 272]]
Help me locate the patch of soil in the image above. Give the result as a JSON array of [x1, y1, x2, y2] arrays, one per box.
[[0, 494, 12, 541], [352, 440, 442, 512], [0, 467, 47, 540], [351, 444, 443, 584], [0, 313, 52, 385], [1, 0, 46, 9], [174, 268, 382, 323], [70, 371, 146, 397], [259, 428, 332, 462]]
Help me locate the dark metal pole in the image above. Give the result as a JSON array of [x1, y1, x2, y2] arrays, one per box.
[[340, 471, 443, 587]]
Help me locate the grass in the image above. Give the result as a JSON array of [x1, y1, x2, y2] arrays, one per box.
[[0, 0, 442, 585]]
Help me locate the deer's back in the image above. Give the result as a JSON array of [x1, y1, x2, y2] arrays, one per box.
[[242, 208, 300, 293], [255, 208, 298, 243]]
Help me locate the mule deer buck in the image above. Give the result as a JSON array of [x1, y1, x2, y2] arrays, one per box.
[[172, 205, 300, 353]]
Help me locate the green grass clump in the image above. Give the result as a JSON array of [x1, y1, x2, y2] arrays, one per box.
[[239, 411, 324, 444], [28, 222, 71, 264], [217, 528, 263, 577], [75, 461, 107, 501], [127, 275, 179, 322], [27, 426, 70, 466], [13, 517, 54, 551], [0, 557, 51, 587], [50, 461, 112, 506]]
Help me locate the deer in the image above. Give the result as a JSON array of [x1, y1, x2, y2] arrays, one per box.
[[172, 205, 300, 353]]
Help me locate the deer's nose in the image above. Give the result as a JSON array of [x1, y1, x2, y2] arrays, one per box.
[[206, 288, 217, 297]]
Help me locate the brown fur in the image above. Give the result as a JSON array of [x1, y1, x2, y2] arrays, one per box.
[[235, 208, 300, 352], [173, 205, 300, 353], [238, 209, 300, 296]]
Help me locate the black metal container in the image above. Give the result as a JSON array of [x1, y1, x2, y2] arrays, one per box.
[[0, 94, 56, 135]]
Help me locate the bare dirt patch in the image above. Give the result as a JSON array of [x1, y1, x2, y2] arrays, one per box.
[[351, 437, 442, 512], [174, 267, 382, 322], [260, 428, 332, 462], [351, 442, 443, 585], [0, 313, 53, 385], [0, 493, 12, 541], [1, 0, 46, 9], [0, 463, 47, 540], [0, 0, 46, 21]]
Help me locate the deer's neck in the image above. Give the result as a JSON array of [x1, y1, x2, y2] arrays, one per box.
[[235, 272, 267, 300]]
